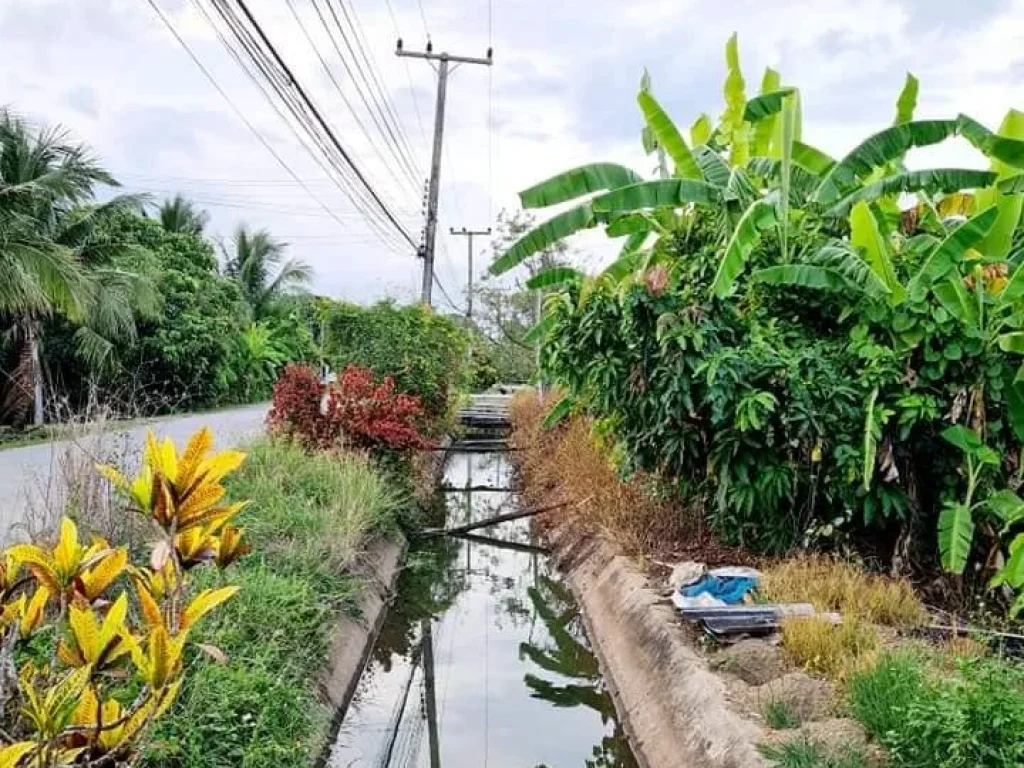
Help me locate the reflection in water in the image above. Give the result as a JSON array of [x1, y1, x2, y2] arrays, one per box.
[[327, 451, 637, 768]]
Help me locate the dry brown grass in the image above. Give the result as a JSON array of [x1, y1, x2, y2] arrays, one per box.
[[781, 615, 880, 681], [510, 391, 693, 553], [762, 556, 926, 628]]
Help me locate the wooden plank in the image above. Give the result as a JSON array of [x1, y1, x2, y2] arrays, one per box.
[[440, 484, 522, 492], [455, 533, 551, 555], [418, 499, 573, 537]]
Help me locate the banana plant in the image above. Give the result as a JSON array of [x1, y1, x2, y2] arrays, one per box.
[[939, 425, 1001, 573]]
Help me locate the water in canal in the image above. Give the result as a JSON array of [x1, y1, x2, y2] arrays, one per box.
[[327, 449, 638, 768]]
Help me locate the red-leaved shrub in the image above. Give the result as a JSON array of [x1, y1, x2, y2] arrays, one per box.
[[267, 363, 430, 453]]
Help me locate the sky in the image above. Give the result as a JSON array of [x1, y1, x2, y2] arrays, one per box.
[[0, 0, 1022, 311]]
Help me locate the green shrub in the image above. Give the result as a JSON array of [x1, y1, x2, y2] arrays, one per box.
[[143, 438, 402, 767], [319, 299, 468, 424], [848, 650, 1024, 768], [508, 43, 1024, 581]]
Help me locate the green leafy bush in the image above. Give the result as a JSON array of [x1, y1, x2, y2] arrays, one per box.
[[848, 650, 1024, 768], [497, 37, 1024, 595], [319, 299, 469, 424]]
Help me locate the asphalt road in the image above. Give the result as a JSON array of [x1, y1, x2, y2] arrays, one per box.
[[0, 403, 267, 544]]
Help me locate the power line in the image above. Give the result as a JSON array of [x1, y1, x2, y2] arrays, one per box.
[[210, 0, 411, 250], [433, 273, 465, 315], [220, 0, 418, 249], [189, 0, 411, 253], [416, 0, 431, 40], [344, 0, 425, 155], [283, 0, 419, 199], [143, 0, 368, 237], [302, 0, 422, 191], [320, 0, 425, 183], [383, 0, 429, 149]]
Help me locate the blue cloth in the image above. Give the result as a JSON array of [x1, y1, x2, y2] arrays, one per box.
[[679, 575, 757, 605]]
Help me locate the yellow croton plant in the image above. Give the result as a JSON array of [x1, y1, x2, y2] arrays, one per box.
[[0, 428, 250, 767]]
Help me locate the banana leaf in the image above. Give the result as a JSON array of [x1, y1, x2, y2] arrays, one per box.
[[743, 87, 795, 123], [751, 68, 781, 157], [938, 501, 974, 574], [999, 175, 1024, 194], [815, 120, 960, 203], [491, 203, 597, 275], [974, 109, 1024, 260], [791, 140, 835, 176], [810, 243, 892, 299], [617, 229, 649, 257], [519, 164, 643, 209], [894, 72, 919, 124], [590, 179, 720, 213], [722, 33, 750, 166], [746, 157, 819, 202], [711, 199, 777, 298], [526, 267, 583, 290], [960, 112, 1024, 170], [752, 264, 858, 293], [691, 114, 713, 147], [850, 201, 904, 304], [541, 397, 572, 429], [601, 248, 646, 281], [934, 278, 980, 327], [637, 92, 703, 180], [826, 168, 997, 217], [605, 213, 652, 237], [694, 144, 731, 188], [1000, 260, 1024, 306], [907, 206, 999, 294], [523, 313, 556, 346], [724, 168, 757, 208]]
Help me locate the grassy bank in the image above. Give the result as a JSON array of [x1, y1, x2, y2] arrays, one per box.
[[143, 439, 403, 767], [510, 393, 1024, 768]]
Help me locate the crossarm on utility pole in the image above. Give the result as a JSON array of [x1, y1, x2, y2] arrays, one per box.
[[397, 43, 493, 306], [450, 226, 491, 325]]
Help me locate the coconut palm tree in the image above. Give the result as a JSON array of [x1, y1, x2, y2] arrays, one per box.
[[158, 194, 209, 236], [0, 109, 154, 426], [221, 224, 312, 321]]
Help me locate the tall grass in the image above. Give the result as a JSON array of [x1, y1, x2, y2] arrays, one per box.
[[510, 392, 692, 552], [143, 438, 403, 768], [762, 557, 925, 627]]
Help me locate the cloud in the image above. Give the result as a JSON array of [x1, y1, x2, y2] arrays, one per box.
[[64, 85, 99, 119], [0, 0, 1021, 305]]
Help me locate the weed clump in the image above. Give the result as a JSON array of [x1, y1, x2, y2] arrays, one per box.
[[780, 616, 880, 681], [760, 737, 871, 768], [762, 557, 926, 627], [762, 700, 801, 730]]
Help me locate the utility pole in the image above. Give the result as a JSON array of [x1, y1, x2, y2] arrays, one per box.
[[397, 40, 492, 305], [449, 226, 491, 324]]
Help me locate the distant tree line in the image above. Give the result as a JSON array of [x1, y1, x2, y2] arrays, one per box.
[[0, 108, 317, 426]]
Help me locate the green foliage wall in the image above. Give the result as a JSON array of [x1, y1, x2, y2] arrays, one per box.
[[500, 39, 1024, 596], [319, 300, 469, 423], [41, 211, 316, 412]]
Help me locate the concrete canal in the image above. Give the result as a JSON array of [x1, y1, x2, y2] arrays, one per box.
[[326, 444, 638, 768]]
